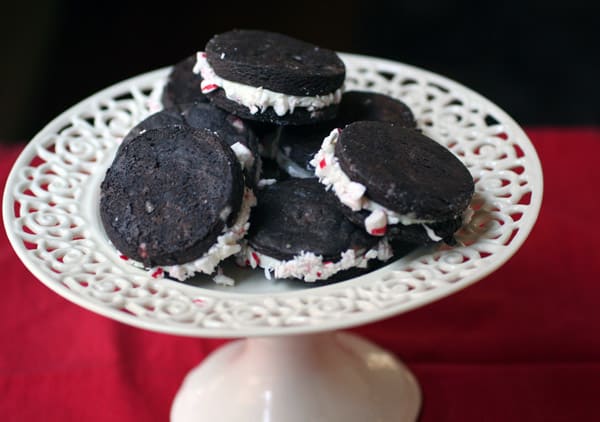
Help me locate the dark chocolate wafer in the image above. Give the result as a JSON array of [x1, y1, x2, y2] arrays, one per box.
[[100, 126, 244, 267]]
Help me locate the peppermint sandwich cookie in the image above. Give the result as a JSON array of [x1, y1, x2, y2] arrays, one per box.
[[194, 30, 345, 125], [239, 178, 393, 282], [311, 121, 474, 244], [122, 103, 261, 187], [161, 54, 208, 110], [278, 91, 417, 177], [100, 126, 255, 282]]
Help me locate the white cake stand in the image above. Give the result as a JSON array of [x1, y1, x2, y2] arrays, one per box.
[[3, 53, 543, 421]]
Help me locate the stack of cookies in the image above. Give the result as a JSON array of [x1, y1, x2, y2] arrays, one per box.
[[100, 29, 474, 284]]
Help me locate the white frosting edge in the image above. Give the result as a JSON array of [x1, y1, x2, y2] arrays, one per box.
[[193, 52, 343, 117], [310, 129, 438, 238], [230, 141, 255, 171], [237, 239, 393, 283], [421, 224, 443, 242], [165, 188, 256, 281], [124, 188, 257, 282]]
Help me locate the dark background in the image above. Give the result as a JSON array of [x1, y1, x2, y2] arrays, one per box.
[[1, 0, 598, 142]]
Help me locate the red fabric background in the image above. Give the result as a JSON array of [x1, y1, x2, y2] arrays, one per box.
[[1, 128, 599, 421]]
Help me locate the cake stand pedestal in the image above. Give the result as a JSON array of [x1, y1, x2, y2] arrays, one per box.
[[171, 332, 420, 421]]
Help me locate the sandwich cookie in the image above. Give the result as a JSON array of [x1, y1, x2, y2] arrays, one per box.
[[311, 121, 474, 244], [238, 178, 393, 282], [100, 126, 256, 282], [122, 103, 261, 187], [161, 54, 208, 110], [194, 30, 345, 125], [277, 91, 416, 178]]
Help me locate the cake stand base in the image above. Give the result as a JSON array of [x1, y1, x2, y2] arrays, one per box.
[[171, 332, 421, 421]]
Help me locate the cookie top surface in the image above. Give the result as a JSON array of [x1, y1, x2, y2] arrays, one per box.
[[100, 126, 244, 267], [161, 54, 207, 109], [247, 178, 377, 261], [122, 103, 260, 185], [205, 30, 345, 96], [335, 121, 474, 220]]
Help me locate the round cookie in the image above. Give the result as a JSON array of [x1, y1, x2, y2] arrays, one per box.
[[121, 103, 261, 186], [312, 122, 474, 243], [100, 126, 246, 270], [195, 30, 345, 125], [161, 54, 208, 110], [239, 178, 393, 282], [278, 91, 417, 177]]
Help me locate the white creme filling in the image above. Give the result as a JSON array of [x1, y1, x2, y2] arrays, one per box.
[[310, 129, 441, 239], [193, 52, 343, 117], [120, 187, 256, 282], [238, 238, 393, 283], [160, 188, 257, 281]]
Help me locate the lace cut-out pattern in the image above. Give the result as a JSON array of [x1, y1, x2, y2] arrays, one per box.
[[4, 55, 542, 336]]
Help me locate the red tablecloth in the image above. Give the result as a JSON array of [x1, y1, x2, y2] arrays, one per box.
[[1, 128, 599, 421]]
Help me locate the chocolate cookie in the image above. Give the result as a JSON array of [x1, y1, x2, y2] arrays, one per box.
[[122, 103, 260, 186], [195, 30, 345, 125], [100, 126, 245, 268], [277, 91, 417, 177], [239, 178, 393, 282], [312, 122, 474, 243], [336, 122, 473, 220], [161, 54, 207, 110]]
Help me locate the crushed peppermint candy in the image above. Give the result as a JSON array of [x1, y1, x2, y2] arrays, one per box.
[[151, 268, 164, 279], [238, 239, 393, 282], [421, 224, 442, 242], [201, 82, 219, 93], [213, 267, 235, 286], [230, 142, 255, 170], [365, 209, 388, 236]]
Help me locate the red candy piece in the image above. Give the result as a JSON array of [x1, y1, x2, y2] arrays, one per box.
[[371, 226, 387, 236], [202, 84, 219, 93], [119, 255, 129, 261], [251, 252, 261, 266], [319, 158, 327, 169], [151, 268, 163, 278]]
